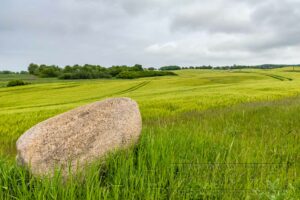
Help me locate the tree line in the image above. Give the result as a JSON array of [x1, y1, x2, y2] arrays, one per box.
[[27, 64, 176, 79], [160, 64, 300, 70], [0, 70, 28, 74], [212, 64, 300, 70]]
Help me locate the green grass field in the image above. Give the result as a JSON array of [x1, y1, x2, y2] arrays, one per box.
[[0, 68, 299, 199]]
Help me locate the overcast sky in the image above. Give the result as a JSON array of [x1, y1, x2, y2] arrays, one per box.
[[1, 0, 300, 71]]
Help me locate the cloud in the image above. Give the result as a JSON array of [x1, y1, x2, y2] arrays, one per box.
[[145, 42, 178, 54], [0, 0, 299, 70], [170, 1, 253, 34]]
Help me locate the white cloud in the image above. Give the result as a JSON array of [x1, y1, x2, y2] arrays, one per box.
[[145, 42, 178, 54]]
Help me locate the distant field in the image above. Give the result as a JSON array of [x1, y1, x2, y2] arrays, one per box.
[[0, 68, 299, 199]]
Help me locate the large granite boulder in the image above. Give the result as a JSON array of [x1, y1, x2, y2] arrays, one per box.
[[16, 97, 142, 177]]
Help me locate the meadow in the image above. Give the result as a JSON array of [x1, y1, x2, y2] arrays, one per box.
[[0, 68, 299, 199]]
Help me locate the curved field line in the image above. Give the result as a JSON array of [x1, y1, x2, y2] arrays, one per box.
[[114, 81, 151, 95], [262, 74, 292, 81], [250, 72, 293, 81]]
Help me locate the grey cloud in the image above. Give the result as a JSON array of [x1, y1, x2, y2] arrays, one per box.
[[169, 0, 300, 52], [0, 0, 299, 71], [171, 12, 253, 34], [170, 0, 255, 34]]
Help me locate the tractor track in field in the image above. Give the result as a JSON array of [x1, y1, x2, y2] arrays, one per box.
[[250, 72, 293, 81], [114, 81, 150, 95], [233, 71, 293, 81], [260, 73, 293, 81], [1, 81, 151, 111]]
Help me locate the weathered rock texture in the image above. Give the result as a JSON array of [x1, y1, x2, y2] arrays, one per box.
[[16, 97, 142, 177]]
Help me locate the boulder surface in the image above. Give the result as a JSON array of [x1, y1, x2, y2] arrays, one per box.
[[16, 97, 142, 177]]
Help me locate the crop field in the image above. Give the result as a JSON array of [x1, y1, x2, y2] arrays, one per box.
[[0, 68, 299, 199]]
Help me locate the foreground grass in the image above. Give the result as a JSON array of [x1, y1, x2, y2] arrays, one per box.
[[0, 68, 299, 199], [0, 97, 299, 199]]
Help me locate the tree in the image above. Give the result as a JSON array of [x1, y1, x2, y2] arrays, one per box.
[[132, 64, 143, 71], [28, 63, 39, 75], [20, 71, 28, 74], [38, 65, 62, 77]]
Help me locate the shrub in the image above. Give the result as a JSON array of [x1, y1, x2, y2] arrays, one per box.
[[159, 65, 181, 70], [116, 71, 135, 79], [0, 70, 15, 74], [7, 80, 29, 87], [59, 71, 111, 79], [20, 71, 29, 74], [116, 70, 177, 79]]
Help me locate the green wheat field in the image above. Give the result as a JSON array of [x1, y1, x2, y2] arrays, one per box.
[[0, 68, 299, 199]]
